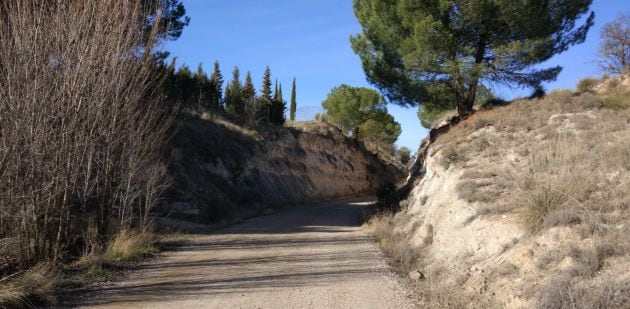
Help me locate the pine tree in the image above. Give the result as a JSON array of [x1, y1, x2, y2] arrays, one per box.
[[259, 66, 273, 122], [242, 71, 256, 101], [209, 60, 224, 109], [194, 63, 209, 109], [352, 0, 594, 117], [290, 78, 297, 121], [225, 66, 243, 115]]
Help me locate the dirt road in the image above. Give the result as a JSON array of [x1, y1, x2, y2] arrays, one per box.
[[70, 198, 414, 308]]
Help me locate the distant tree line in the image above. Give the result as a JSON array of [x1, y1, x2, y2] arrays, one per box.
[[161, 60, 297, 125]]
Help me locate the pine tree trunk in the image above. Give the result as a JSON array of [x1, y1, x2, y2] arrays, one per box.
[[457, 98, 474, 118]]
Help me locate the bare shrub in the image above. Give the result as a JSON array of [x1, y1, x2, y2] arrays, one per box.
[[542, 209, 582, 229], [537, 275, 630, 309], [456, 179, 502, 204], [439, 144, 466, 168], [0, 0, 174, 267], [496, 263, 519, 277]]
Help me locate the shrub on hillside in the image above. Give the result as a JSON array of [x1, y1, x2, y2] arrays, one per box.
[[602, 88, 630, 109], [577, 77, 599, 93]]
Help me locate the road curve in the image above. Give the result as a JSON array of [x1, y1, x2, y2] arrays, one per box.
[[69, 198, 414, 309]]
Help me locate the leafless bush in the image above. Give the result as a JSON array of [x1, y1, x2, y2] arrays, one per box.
[[0, 0, 174, 267], [537, 274, 630, 309], [439, 143, 466, 168]]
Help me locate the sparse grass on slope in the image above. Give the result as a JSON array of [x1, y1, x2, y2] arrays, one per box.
[[368, 75, 630, 308]]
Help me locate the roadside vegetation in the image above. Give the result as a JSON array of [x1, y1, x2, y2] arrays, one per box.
[[368, 73, 630, 309], [363, 8, 630, 309]]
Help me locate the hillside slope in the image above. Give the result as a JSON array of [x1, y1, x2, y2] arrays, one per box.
[[370, 80, 630, 308], [159, 112, 402, 225]]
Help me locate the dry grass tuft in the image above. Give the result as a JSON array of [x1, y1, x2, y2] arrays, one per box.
[[367, 212, 422, 273], [105, 230, 158, 263], [0, 265, 58, 308]]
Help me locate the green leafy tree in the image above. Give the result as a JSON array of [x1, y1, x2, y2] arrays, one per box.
[[321, 84, 386, 137], [351, 0, 594, 117], [225, 66, 243, 115], [209, 60, 224, 109], [290, 78, 297, 121]]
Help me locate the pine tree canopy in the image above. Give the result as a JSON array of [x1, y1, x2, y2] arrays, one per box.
[[322, 85, 400, 144], [243, 71, 256, 101], [351, 0, 594, 117], [143, 0, 190, 41], [226, 66, 244, 115], [210, 61, 224, 109], [261, 66, 273, 103]]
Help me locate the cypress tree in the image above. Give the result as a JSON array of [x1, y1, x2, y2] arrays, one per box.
[[270, 82, 286, 125], [259, 66, 273, 122], [290, 78, 297, 121], [225, 66, 243, 115], [209, 60, 224, 109]]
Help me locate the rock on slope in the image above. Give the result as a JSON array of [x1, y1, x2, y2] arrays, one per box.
[[159, 113, 401, 224], [380, 84, 629, 308]]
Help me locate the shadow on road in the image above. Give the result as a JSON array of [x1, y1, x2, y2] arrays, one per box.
[[63, 197, 390, 308]]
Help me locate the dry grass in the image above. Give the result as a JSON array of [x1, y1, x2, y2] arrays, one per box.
[[422, 77, 630, 306], [537, 274, 630, 309], [367, 212, 422, 273], [0, 265, 58, 308], [105, 230, 158, 263], [601, 87, 630, 109], [438, 143, 467, 169], [366, 212, 495, 308]]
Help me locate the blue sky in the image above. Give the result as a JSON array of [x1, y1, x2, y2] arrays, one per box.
[[166, 0, 629, 152]]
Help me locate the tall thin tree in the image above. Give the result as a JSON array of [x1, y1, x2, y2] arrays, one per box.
[[225, 66, 243, 115], [210, 60, 224, 109], [260, 66, 273, 122], [290, 78, 297, 121]]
